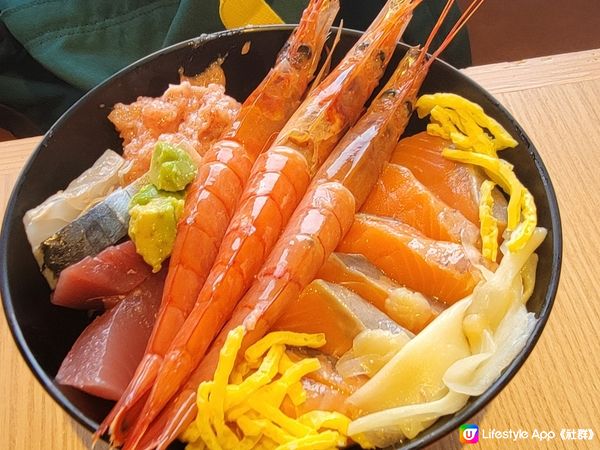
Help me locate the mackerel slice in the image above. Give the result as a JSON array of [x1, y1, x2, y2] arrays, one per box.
[[36, 174, 148, 287]]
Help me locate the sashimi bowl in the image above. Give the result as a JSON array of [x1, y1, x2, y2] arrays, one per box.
[[0, 25, 562, 449]]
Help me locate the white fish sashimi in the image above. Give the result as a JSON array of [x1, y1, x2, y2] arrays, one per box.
[[23, 149, 124, 249]]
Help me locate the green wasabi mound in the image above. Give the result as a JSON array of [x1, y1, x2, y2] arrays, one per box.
[[149, 141, 197, 192], [128, 142, 197, 271], [128, 185, 184, 272]]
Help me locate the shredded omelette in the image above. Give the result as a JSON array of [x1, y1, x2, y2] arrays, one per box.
[[182, 327, 352, 450], [416, 93, 537, 255]]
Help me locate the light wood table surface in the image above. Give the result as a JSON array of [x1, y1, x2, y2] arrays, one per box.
[[1, 48, 599, 450]]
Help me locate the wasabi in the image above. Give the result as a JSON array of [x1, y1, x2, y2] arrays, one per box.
[[128, 185, 184, 272], [128, 142, 198, 271], [149, 142, 197, 192]]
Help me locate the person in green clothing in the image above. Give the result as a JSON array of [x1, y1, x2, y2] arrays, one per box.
[[0, 0, 470, 133]]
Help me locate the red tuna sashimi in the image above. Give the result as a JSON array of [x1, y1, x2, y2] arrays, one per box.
[[52, 240, 152, 309], [55, 269, 166, 401]]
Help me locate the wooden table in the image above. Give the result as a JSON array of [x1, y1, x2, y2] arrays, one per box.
[[1, 49, 599, 450]]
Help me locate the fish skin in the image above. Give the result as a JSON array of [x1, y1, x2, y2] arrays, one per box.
[[38, 174, 148, 286]]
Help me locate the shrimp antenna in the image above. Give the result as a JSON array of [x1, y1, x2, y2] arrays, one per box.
[[416, 0, 485, 68], [422, 0, 456, 57], [432, 0, 485, 60]]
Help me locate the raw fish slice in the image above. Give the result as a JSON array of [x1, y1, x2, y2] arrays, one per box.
[[55, 269, 166, 401], [362, 163, 479, 245], [272, 279, 407, 357], [317, 253, 443, 333], [280, 350, 365, 419], [37, 173, 149, 287], [295, 378, 357, 417], [337, 214, 480, 303], [52, 241, 152, 310], [390, 132, 507, 230], [317, 253, 391, 311], [23, 149, 124, 250]]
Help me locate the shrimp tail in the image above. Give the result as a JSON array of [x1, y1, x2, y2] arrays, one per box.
[[136, 390, 198, 450], [94, 355, 159, 445]]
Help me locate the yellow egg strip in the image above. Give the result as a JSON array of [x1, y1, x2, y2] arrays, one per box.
[[479, 180, 499, 262], [275, 358, 322, 392], [287, 381, 307, 406], [227, 384, 283, 422], [416, 93, 518, 152], [254, 437, 279, 450], [245, 332, 326, 363], [298, 411, 351, 435], [251, 401, 314, 437], [254, 418, 296, 444], [274, 430, 344, 450], [278, 352, 295, 374], [185, 439, 207, 450], [416, 92, 540, 254], [182, 423, 201, 445], [193, 383, 222, 450], [442, 149, 524, 231], [507, 189, 537, 252], [428, 105, 496, 157], [237, 414, 264, 436], [225, 344, 284, 409], [238, 435, 261, 450], [209, 326, 245, 447], [230, 361, 250, 384], [184, 329, 351, 450]]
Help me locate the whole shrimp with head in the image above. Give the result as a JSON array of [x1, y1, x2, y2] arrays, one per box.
[[95, 0, 339, 445], [201, 0, 484, 378], [122, 0, 420, 447], [133, 1, 485, 449]]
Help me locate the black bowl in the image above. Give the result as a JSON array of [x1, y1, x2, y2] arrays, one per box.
[[0, 26, 561, 449]]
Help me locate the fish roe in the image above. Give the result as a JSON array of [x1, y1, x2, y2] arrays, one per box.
[[109, 81, 241, 182]]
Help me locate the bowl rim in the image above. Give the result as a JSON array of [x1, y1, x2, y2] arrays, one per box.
[[0, 24, 562, 449]]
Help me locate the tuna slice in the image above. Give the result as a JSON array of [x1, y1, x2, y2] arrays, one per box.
[[52, 240, 152, 310], [55, 269, 166, 401]]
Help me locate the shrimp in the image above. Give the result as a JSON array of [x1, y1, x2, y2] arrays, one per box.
[[133, 1, 485, 448], [122, 1, 420, 447], [95, 0, 340, 445]]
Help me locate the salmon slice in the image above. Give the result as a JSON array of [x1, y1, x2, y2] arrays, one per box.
[[390, 132, 507, 231], [280, 350, 365, 420], [362, 163, 479, 245], [337, 214, 480, 304], [272, 279, 404, 357], [317, 253, 443, 333]]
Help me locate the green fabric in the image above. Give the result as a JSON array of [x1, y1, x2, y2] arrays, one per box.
[[0, 0, 470, 131]]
